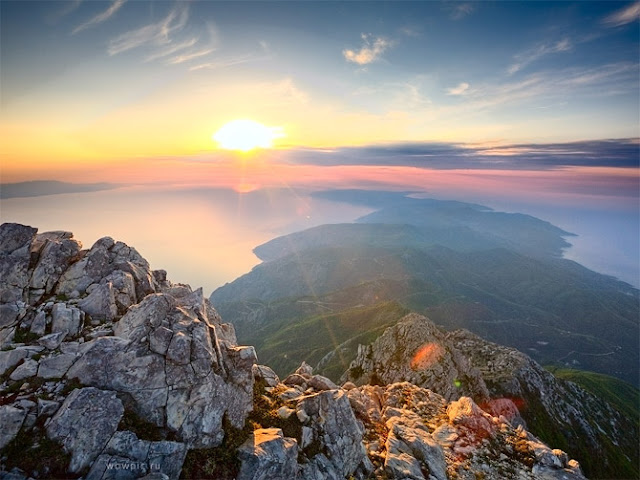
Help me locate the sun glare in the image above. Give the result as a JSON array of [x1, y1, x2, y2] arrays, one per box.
[[213, 119, 284, 152]]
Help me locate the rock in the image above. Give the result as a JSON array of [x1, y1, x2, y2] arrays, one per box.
[[295, 361, 313, 376], [0, 348, 28, 376], [237, 428, 298, 480], [86, 431, 186, 480], [47, 387, 124, 474], [0, 223, 37, 254], [385, 415, 447, 480], [447, 396, 493, 436], [29, 311, 47, 335], [0, 405, 28, 449], [38, 331, 67, 350], [0, 304, 19, 329], [78, 283, 118, 323], [149, 326, 173, 355], [295, 389, 369, 477], [253, 364, 280, 387], [283, 373, 307, 387], [308, 374, 338, 391], [385, 450, 425, 480], [29, 233, 82, 299], [37, 353, 77, 379], [37, 398, 60, 418], [166, 331, 191, 365], [51, 303, 83, 337], [9, 359, 38, 381], [343, 313, 489, 402]]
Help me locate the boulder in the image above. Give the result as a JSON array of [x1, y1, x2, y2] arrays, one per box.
[[37, 353, 77, 379], [237, 428, 298, 480], [86, 431, 186, 480], [0, 348, 28, 376], [51, 303, 83, 337], [0, 405, 28, 449], [9, 359, 38, 381], [46, 387, 124, 473]]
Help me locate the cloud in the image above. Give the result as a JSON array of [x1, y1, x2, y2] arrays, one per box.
[[145, 38, 198, 62], [602, 1, 640, 27], [447, 82, 470, 95], [508, 38, 572, 75], [450, 3, 475, 20], [343, 34, 392, 65], [73, 0, 126, 34], [108, 4, 189, 55]]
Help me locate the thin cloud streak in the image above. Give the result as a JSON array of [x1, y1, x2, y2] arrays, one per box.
[[343, 34, 392, 65], [72, 0, 126, 34], [602, 1, 640, 27], [508, 38, 572, 75], [108, 4, 189, 56], [145, 38, 198, 62]]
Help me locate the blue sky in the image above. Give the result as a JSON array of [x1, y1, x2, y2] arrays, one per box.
[[1, 0, 639, 166]]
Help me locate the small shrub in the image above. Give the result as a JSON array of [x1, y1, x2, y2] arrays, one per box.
[[1, 426, 76, 479], [349, 365, 364, 380], [13, 328, 39, 344], [118, 409, 164, 442]]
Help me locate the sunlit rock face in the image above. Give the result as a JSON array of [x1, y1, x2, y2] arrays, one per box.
[[0, 223, 256, 479]]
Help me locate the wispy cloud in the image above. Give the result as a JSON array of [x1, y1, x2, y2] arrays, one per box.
[[450, 3, 475, 20], [343, 34, 392, 65], [447, 82, 470, 95], [108, 4, 189, 56], [602, 1, 640, 27], [508, 38, 572, 75], [145, 38, 198, 62], [189, 54, 259, 72], [73, 0, 126, 34]]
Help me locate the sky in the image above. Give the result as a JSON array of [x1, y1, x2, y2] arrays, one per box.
[[0, 1, 638, 292]]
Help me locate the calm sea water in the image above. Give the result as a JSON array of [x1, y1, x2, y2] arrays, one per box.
[[1, 186, 637, 294]]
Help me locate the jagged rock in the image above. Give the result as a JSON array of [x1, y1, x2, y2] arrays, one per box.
[[385, 415, 446, 480], [308, 374, 338, 391], [78, 283, 118, 323], [37, 398, 60, 418], [47, 387, 124, 474], [38, 331, 67, 350], [37, 353, 77, 379], [51, 303, 83, 337], [343, 313, 490, 402], [86, 431, 186, 480], [296, 389, 370, 477], [283, 373, 307, 387], [295, 361, 313, 376], [0, 224, 36, 303], [253, 364, 280, 387], [0, 304, 20, 329], [237, 428, 298, 480], [29, 311, 47, 335], [0, 405, 28, 449], [29, 232, 82, 301], [9, 358, 38, 381], [0, 348, 28, 376]]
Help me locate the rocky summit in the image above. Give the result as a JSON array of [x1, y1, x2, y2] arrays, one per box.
[[0, 223, 604, 479]]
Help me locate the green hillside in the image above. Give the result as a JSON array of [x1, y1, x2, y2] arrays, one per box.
[[546, 366, 640, 422]]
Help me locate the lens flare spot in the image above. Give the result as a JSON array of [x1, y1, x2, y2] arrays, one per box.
[[410, 342, 444, 370]]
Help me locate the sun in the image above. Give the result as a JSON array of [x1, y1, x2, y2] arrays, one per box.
[[213, 119, 284, 152]]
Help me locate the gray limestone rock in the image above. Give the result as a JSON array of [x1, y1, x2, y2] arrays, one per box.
[[46, 387, 124, 474], [296, 389, 369, 477], [30, 310, 47, 335], [78, 283, 118, 323], [0, 405, 28, 449], [237, 428, 299, 480], [86, 431, 186, 480], [38, 331, 67, 350], [38, 353, 77, 379], [9, 358, 38, 381], [308, 374, 338, 391], [253, 364, 280, 387], [0, 348, 28, 376], [51, 303, 84, 337], [29, 233, 82, 300]]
